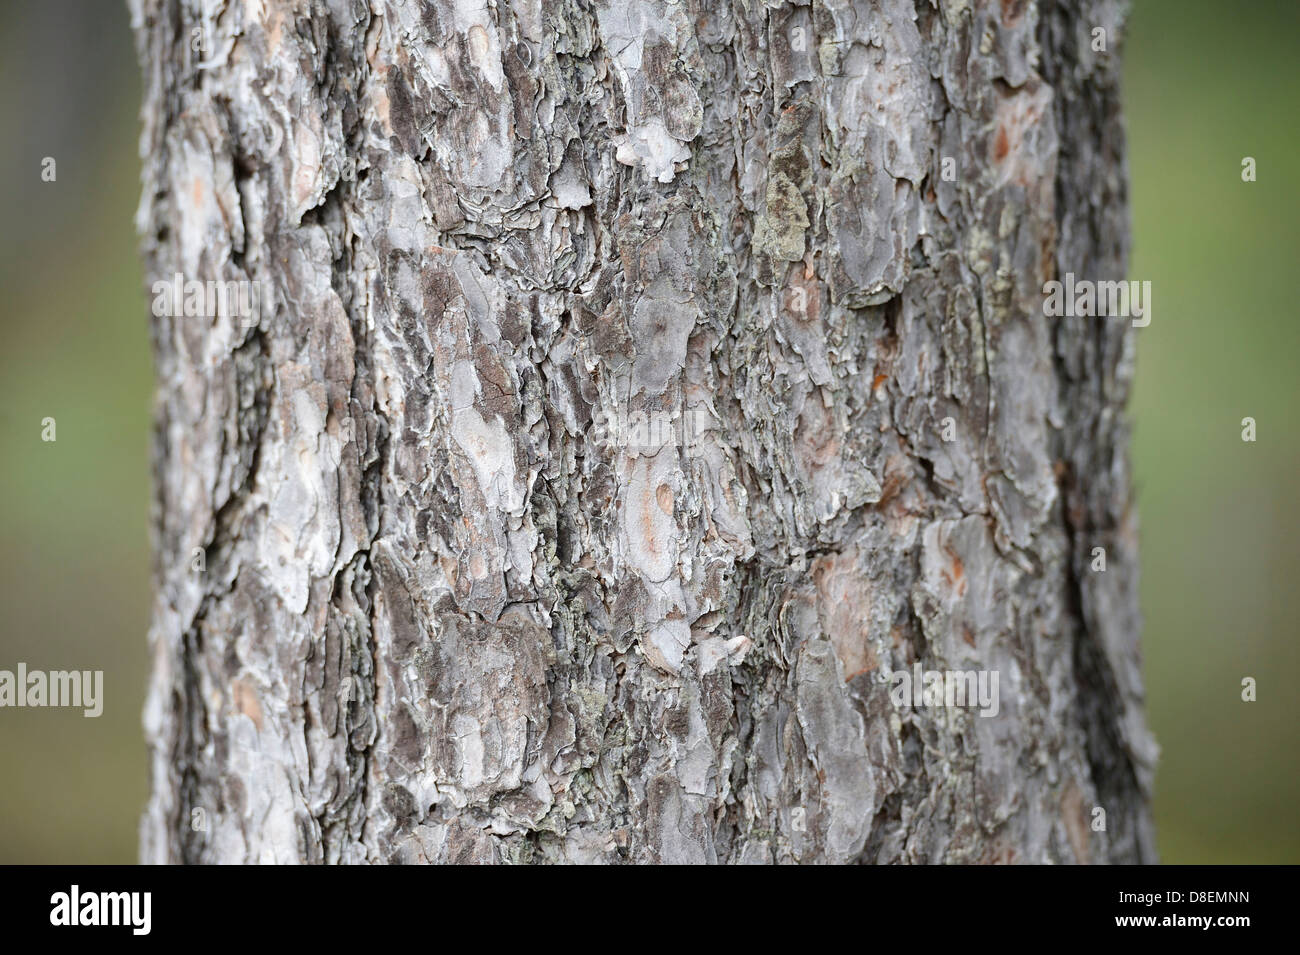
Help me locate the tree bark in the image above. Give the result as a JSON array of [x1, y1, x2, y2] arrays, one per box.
[[132, 0, 1156, 864]]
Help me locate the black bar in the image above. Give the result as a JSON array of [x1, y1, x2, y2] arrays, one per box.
[[0, 864, 1279, 942]]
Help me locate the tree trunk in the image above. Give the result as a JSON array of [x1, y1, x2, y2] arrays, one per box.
[[132, 0, 1156, 864]]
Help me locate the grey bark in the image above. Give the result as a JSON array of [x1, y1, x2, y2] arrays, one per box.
[[132, 0, 1156, 864]]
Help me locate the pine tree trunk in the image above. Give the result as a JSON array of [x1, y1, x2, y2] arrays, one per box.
[[132, 0, 1156, 864]]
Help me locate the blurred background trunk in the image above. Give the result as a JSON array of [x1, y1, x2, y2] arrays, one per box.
[[133, 0, 1155, 864]]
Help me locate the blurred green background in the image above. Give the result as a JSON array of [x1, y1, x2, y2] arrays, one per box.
[[0, 0, 1295, 863], [1125, 0, 1300, 863]]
